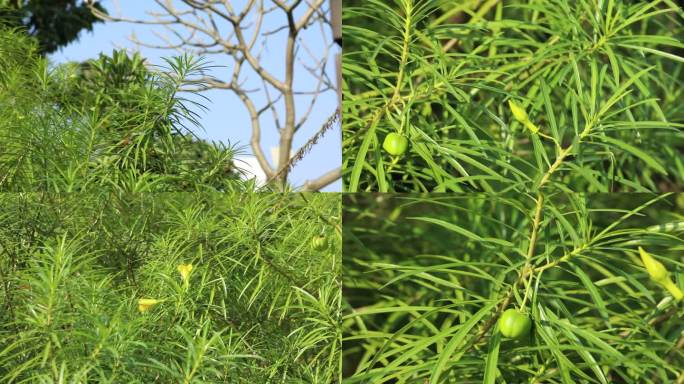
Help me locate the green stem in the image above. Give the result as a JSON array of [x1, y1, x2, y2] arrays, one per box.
[[520, 193, 545, 309], [390, 0, 414, 104], [385, 156, 401, 177]]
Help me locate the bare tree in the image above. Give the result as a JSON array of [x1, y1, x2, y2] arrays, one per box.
[[88, 0, 341, 190]]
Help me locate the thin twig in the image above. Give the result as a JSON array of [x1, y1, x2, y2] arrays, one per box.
[[266, 108, 341, 187]]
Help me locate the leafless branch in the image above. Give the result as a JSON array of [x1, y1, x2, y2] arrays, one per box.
[[301, 167, 341, 191], [266, 108, 340, 185], [87, 0, 341, 189]]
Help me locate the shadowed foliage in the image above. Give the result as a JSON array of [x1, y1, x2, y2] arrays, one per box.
[[342, 193, 684, 383], [0, 0, 106, 54]]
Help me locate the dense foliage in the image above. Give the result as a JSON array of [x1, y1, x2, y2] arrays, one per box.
[[343, 0, 684, 192], [0, 27, 248, 192], [0, 192, 341, 383], [0, 0, 106, 54], [343, 193, 684, 383]]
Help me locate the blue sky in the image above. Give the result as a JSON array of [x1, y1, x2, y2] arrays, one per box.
[[50, 0, 341, 191]]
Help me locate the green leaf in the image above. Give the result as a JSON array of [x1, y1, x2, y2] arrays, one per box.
[[409, 216, 514, 248], [483, 330, 501, 384], [599, 136, 667, 175]]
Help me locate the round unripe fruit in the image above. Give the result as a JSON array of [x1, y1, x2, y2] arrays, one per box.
[[311, 235, 327, 251], [498, 309, 531, 339], [383, 133, 408, 156]]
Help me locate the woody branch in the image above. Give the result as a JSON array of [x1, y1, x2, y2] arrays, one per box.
[[88, 0, 339, 189]]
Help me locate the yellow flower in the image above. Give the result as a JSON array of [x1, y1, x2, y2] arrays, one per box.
[[177, 263, 193, 283], [638, 247, 668, 282], [138, 298, 161, 313]]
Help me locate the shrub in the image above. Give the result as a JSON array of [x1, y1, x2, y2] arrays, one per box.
[[0, 192, 341, 383], [0, 27, 248, 192]]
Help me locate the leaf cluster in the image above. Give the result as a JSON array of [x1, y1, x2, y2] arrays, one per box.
[[343, 0, 684, 192]]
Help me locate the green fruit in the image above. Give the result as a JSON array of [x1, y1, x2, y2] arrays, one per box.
[[311, 235, 327, 251], [498, 309, 531, 339], [383, 133, 408, 156]]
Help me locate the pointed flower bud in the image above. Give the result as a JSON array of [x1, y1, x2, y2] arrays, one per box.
[[508, 100, 529, 124], [638, 247, 668, 282], [638, 247, 682, 302]]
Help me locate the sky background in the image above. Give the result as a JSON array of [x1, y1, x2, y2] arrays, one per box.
[[50, 0, 341, 191]]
